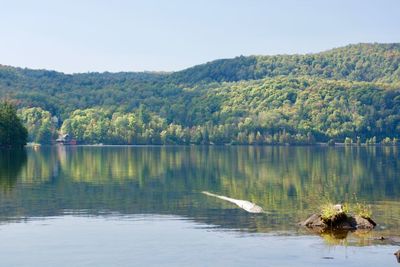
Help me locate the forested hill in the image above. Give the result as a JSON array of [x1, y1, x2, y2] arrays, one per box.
[[170, 43, 400, 84], [1, 43, 399, 90], [1, 43, 400, 145]]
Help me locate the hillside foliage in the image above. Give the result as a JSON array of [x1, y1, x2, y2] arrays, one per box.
[[1, 43, 400, 145]]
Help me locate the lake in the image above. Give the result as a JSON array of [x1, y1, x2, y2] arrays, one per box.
[[0, 146, 399, 266]]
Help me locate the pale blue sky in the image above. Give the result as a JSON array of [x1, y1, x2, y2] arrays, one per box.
[[0, 0, 399, 73]]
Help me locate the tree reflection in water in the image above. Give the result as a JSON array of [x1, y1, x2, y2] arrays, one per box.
[[0, 145, 399, 242]]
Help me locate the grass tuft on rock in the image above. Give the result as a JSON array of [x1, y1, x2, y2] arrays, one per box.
[[320, 201, 372, 221], [320, 204, 344, 221], [354, 202, 372, 219]]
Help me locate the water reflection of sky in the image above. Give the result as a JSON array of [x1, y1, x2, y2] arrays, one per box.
[[0, 215, 398, 267]]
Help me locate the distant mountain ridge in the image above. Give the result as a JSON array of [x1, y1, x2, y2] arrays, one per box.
[[170, 43, 400, 84], [1, 43, 399, 84]]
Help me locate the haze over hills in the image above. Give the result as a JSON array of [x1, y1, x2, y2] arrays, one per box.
[[1, 43, 400, 145]]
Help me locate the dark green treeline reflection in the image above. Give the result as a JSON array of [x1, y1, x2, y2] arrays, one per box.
[[0, 149, 27, 191], [0, 146, 399, 234]]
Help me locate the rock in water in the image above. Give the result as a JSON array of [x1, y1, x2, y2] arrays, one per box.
[[300, 213, 376, 232], [300, 213, 326, 228], [394, 250, 400, 263], [353, 215, 377, 229]]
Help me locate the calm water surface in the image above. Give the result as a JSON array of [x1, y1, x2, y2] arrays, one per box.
[[0, 146, 399, 266]]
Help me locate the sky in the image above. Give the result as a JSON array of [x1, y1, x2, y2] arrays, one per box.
[[0, 0, 399, 73]]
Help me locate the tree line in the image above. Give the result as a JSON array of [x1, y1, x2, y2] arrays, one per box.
[[16, 76, 400, 145]]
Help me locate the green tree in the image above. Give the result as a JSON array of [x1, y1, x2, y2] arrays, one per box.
[[344, 137, 353, 146], [18, 107, 55, 144], [0, 102, 28, 147]]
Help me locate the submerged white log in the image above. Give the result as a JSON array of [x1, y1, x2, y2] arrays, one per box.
[[202, 191, 264, 213]]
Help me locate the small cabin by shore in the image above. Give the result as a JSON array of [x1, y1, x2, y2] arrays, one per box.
[[55, 134, 77, 145]]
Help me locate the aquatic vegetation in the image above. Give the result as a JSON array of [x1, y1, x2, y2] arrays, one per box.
[[320, 196, 372, 221], [352, 194, 373, 219], [320, 203, 344, 221], [354, 202, 372, 219]]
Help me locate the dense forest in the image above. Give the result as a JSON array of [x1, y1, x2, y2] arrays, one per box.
[[1, 43, 400, 145]]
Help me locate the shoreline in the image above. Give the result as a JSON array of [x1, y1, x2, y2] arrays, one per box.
[[23, 143, 400, 148]]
